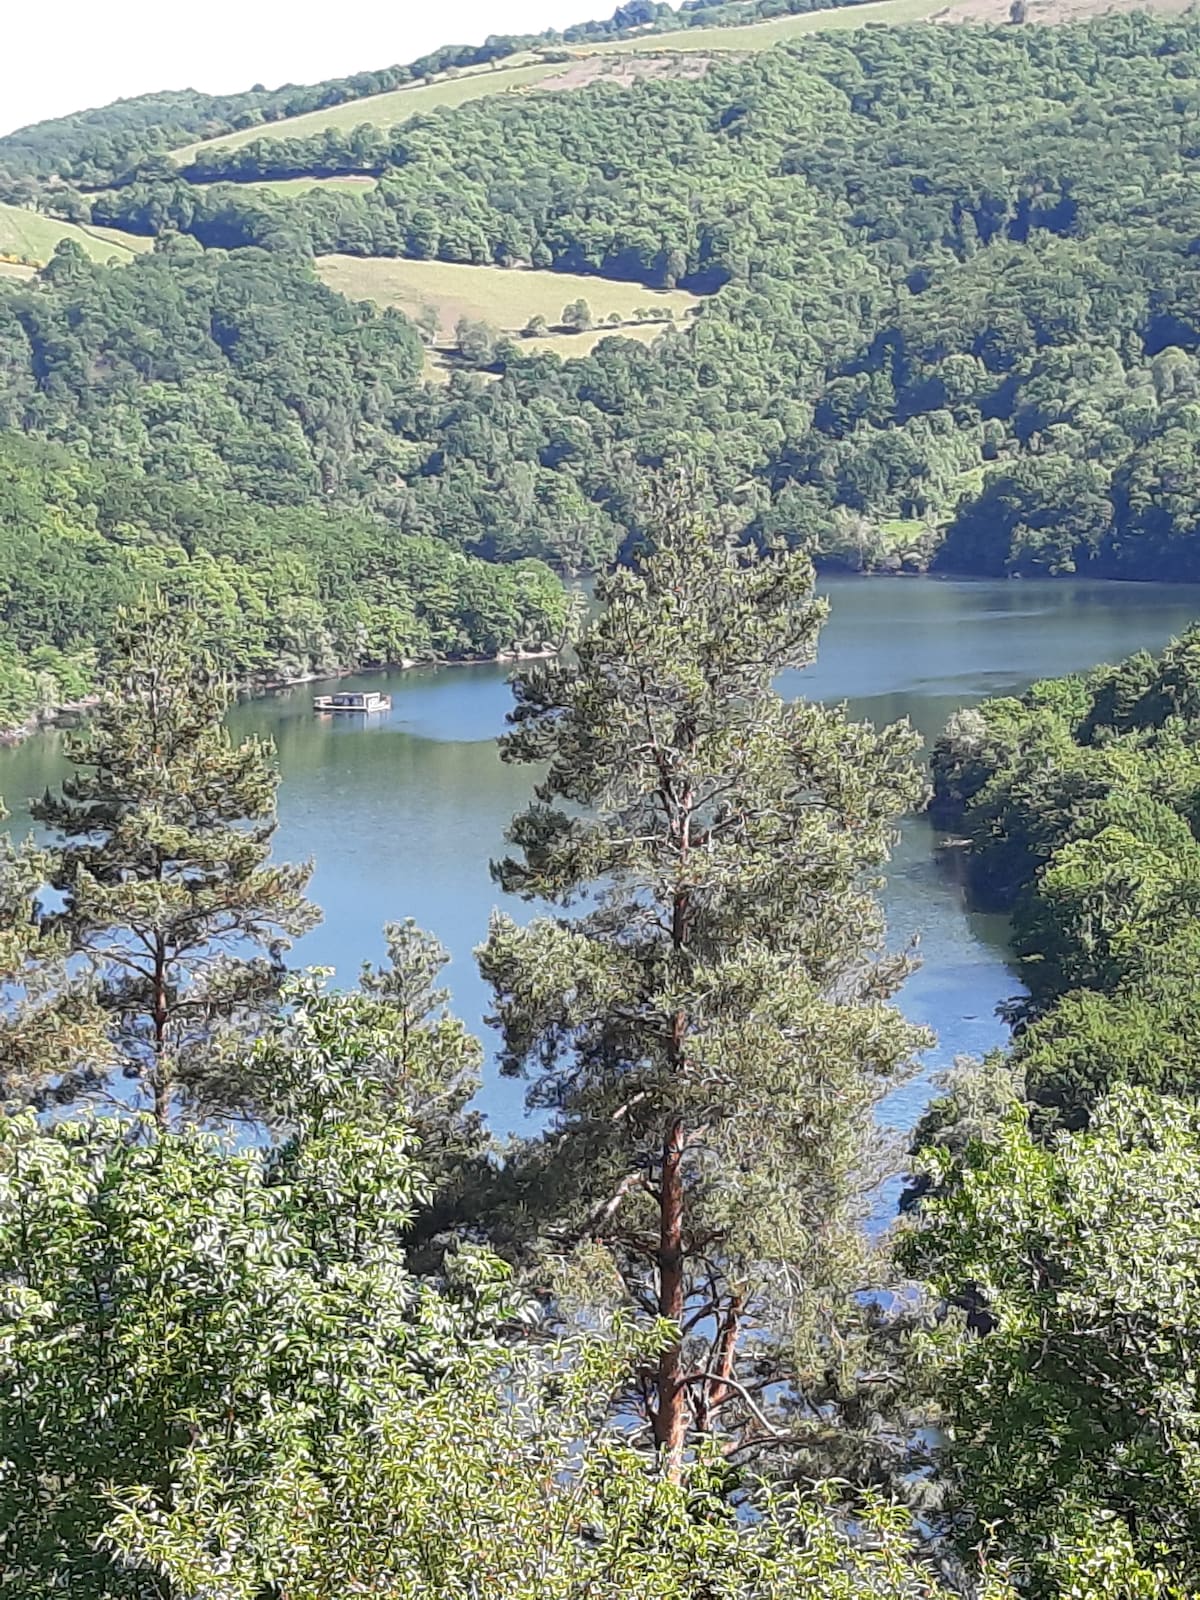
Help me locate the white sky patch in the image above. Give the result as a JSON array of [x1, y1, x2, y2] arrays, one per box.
[[2, 0, 612, 137]]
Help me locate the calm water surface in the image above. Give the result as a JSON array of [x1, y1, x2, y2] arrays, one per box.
[[3, 575, 1199, 1136]]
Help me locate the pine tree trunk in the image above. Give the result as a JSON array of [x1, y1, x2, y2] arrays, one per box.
[[703, 1293, 744, 1429], [152, 932, 169, 1131], [654, 1112, 688, 1478], [653, 837, 694, 1476]]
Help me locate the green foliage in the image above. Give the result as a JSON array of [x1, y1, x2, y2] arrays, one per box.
[[455, 313, 498, 366], [904, 1087, 1200, 1598], [0, 808, 108, 1101], [1016, 983, 1200, 1128], [931, 628, 1200, 1121], [561, 296, 593, 332], [0, 946, 1011, 1600], [28, 595, 319, 1124], [235, 941, 490, 1263], [480, 481, 927, 1471], [1011, 822, 1200, 1003], [0, 426, 568, 725], [0, 997, 522, 1600], [112, 1427, 1015, 1600]]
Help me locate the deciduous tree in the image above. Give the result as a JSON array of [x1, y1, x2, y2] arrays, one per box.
[[904, 1086, 1200, 1599]]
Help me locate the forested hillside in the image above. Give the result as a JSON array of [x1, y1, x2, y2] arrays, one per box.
[[65, 14, 1200, 582], [6, 7, 1200, 728], [910, 633, 1200, 1591], [0, 242, 566, 723], [0, 0, 873, 185]]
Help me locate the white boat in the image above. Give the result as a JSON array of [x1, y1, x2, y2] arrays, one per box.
[[313, 690, 392, 714]]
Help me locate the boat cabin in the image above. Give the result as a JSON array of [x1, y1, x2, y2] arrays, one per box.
[[313, 690, 392, 714]]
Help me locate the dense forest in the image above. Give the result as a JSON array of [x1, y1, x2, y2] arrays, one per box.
[[918, 630, 1200, 1591], [3, 17, 1200, 691], [0, 243, 566, 723], [53, 13, 1200, 586], [4, 15, 1200, 705], [932, 630, 1200, 1112]]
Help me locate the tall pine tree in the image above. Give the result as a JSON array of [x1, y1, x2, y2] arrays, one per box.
[[0, 814, 107, 1105], [479, 484, 928, 1474], [31, 595, 319, 1126]]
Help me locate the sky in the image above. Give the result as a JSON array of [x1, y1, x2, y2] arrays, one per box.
[[1, 0, 613, 137]]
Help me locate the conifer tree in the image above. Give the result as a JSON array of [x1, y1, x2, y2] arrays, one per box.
[[479, 483, 929, 1475], [0, 816, 107, 1105], [31, 594, 319, 1127]]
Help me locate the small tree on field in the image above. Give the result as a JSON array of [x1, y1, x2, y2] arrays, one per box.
[[561, 297, 593, 332], [31, 594, 319, 1127], [455, 316, 499, 366], [479, 479, 928, 1476]]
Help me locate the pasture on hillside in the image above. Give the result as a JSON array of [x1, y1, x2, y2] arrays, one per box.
[[316, 254, 702, 378], [173, 60, 559, 164], [192, 175, 378, 195], [605, 0, 943, 51], [0, 203, 151, 267]]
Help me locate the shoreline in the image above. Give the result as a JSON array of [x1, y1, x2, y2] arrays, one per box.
[[0, 645, 560, 748]]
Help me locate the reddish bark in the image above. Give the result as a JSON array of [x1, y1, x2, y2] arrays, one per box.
[[654, 1113, 688, 1477]]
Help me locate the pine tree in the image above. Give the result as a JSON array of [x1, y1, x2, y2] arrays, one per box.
[[31, 594, 319, 1127], [479, 483, 929, 1475], [0, 814, 107, 1105]]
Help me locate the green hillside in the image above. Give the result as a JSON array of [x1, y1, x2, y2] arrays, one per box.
[[174, 0, 944, 166]]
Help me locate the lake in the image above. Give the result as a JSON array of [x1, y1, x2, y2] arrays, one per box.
[[2, 574, 1198, 1138]]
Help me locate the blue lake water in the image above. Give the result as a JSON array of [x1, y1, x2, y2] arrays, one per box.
[[3, 574, 1198, 1136]]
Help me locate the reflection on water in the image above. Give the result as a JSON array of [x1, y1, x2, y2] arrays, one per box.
[[2, 575, 1198, 1135]]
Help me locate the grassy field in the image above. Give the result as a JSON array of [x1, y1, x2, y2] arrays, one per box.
[[604, 0, 944, 51], [316, 254, 700, 379], [316, 254, 700, 332], [173, 60, 560, 164], [191, 174, 378, 197], [0, 203, 152, 267], [248, 174, 377, 195]]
